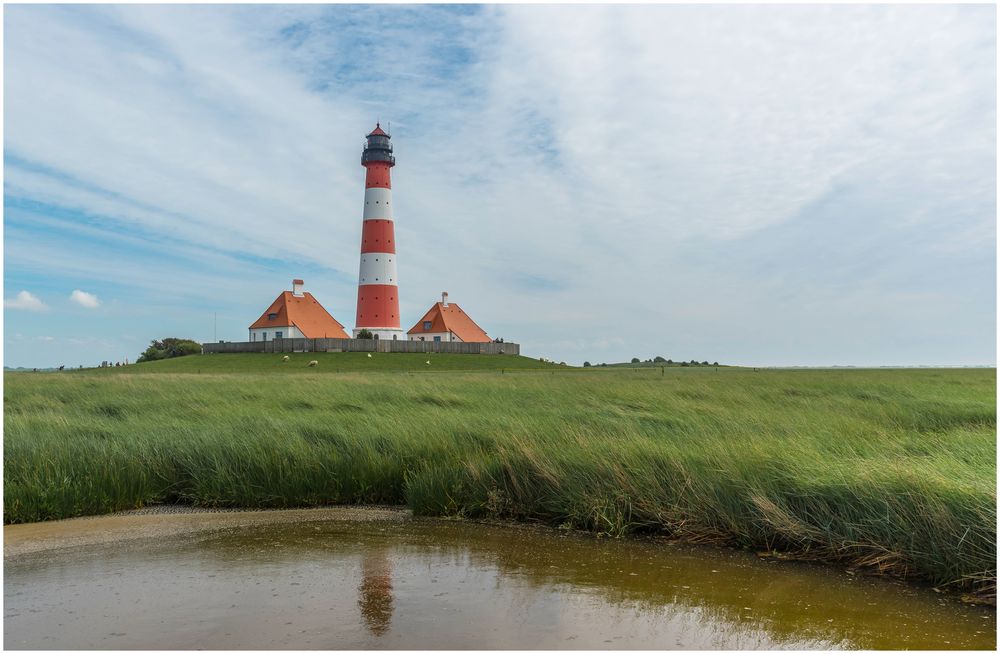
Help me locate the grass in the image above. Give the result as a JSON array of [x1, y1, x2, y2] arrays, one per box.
[[101, 352, 559, 374], [3, 361, 995, 595]]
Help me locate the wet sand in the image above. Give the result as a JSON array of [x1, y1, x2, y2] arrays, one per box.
[[4, 505, 410, 559]]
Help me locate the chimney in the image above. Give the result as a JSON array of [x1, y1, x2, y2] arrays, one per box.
[[442, 291, 449, 308], [292, 279, 304, 296]]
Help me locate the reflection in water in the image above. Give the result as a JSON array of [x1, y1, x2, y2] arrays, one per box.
[[358, 548, 393, 636], [4, 517, 995, 650]]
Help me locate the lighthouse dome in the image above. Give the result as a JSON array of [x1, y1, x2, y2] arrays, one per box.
[[362, 123, 395, 165]]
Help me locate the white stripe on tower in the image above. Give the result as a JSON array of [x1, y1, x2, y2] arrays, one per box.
[[363, 187, 393, 220], [358, 253, 398, 285]]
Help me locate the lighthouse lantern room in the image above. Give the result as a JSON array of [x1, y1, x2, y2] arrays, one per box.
[[354, 123, 404, 340]]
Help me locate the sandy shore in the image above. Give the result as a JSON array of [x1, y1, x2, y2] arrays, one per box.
[[4, 505, 410, 559]]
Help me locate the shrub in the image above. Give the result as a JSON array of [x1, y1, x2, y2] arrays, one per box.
[[137, 338, 202, 363], [654, 356, 666, 363], [631, 357, 640, 364], [356, 329, 374, 340], [583, 361, 591, 367]]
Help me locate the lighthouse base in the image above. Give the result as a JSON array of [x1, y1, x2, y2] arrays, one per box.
[[353, 328, 405, 341]]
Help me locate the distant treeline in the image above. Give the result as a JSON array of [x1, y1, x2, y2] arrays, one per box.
[[583, 357, 720, 368]]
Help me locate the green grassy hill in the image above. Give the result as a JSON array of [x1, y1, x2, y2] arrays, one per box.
[[98, 352, 560, 374]]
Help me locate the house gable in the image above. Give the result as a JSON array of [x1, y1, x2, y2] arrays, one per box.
[[406, 301, 490, 343], [250, 290, 349, 339]]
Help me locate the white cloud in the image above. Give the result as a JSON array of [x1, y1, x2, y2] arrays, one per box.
[[5, 291, 48, 312], [70, 289, 101, 308], [2, 5, 995, 366]]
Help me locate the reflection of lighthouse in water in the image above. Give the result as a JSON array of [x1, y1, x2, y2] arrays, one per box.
[[358, 549, 394, 636]]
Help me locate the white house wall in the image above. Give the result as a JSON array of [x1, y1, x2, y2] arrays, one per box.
[[250, 325, 305, 341], [408, 332, 461, 343]]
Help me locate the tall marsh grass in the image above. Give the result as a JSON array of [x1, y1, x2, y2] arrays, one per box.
[[4, 365, 995, 592]]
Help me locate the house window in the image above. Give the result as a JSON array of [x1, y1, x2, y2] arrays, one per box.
[[251, 333, 256, 342], [276, 331, 283, 339], [268, 313, 277, 320], [262, 332, 267, 341], [423, 321, 432, 331], [433, 336, 441, 342]]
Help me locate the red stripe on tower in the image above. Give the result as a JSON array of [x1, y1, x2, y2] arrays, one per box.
[[360, 219, 396, 254], [365, 163, 392, 189], [355, 285, 399, 327], [354, 123, 403, 339]]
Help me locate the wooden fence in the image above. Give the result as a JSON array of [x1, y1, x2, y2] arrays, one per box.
[[202, 338, 520, 356]]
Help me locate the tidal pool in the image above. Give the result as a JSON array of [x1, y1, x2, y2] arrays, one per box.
[[4, 508, 995, 649]]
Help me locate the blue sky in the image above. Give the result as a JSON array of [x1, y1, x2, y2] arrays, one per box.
[[4, 4, 996, 368]]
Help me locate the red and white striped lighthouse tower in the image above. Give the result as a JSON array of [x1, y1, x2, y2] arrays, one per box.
[[353, 123, 403, 340]]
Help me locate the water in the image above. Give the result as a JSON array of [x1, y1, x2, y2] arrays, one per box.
[[4, 513, 995, 649]]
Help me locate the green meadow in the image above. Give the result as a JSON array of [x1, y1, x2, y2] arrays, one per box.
[[4, 356, 995, 594], [104, 352, 559, 374]]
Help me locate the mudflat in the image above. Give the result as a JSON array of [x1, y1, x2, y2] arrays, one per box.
[[4, 505, 409, 559]]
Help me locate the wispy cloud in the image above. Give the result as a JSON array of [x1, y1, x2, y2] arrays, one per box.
[[5, 291, 48, 312], [70, 289, 101, 308], [3, 4, 995, 367]]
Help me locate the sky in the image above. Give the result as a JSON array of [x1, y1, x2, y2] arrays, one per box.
[[3, 4, 996, 368]]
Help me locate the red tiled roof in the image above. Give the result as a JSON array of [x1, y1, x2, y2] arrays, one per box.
[[368, 123, 388, 137], [406, 302, 490, 342], [249, 291, 349, 339]]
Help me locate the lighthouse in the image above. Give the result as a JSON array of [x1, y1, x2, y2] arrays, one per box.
[[353, 123, 403, 340]]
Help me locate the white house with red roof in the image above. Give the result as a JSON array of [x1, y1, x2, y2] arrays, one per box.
[[407, 292, 490, 343], [249, 279, 350, 341]]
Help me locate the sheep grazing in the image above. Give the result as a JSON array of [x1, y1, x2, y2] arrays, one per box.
[[426, 360, 431, 365], [282, 355, 289, 362], [308, 360, 318, 367], [367, 353, 372, 358]]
